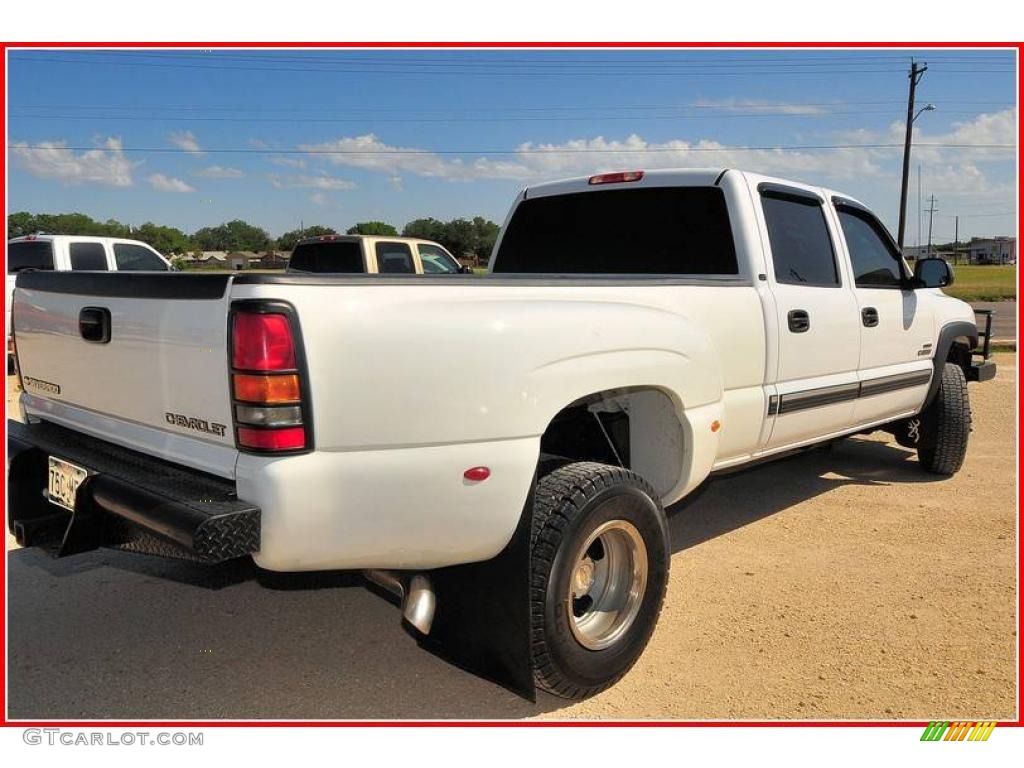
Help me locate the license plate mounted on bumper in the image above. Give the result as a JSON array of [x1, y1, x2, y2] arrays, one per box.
[[47, 456, 90, 512]]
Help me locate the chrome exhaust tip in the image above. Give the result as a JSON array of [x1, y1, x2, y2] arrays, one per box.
[[363, 569, 436, 636]]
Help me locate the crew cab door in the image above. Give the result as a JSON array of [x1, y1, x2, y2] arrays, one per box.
[[830, 199, 935, 424], [756, 184, 862, 448]]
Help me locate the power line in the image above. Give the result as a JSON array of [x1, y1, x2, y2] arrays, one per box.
[[19, 55, 994, 77], [12, 99, 1015, 113], [12, 109, 1002, 125], [8, 142, 1015, 156]]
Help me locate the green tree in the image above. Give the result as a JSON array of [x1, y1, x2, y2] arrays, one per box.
[[441, 218, 477, 259], [7, 212, 37, 239], [472, 216, 500, 259], [192, 219, 270, 252], [133, 222, 192, 255], [276, 225, 337, 251], [346, 221, 398, 236], [402, 217, 446, 243]]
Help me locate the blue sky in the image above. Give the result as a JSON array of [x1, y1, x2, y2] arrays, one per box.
[[7, 49, 1017, 242]]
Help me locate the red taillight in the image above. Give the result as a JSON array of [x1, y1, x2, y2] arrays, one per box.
[[232, 313, 296, 371], [237, 426, 306, 451], [230, 306, 309, 453], [588, 170, 644, 185]]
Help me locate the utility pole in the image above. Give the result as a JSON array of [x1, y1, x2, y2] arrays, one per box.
[[925, 195, 938, 256], [954, 215, 959, 264], [897, 59, 928, 250], [921, 165, 929, 249]]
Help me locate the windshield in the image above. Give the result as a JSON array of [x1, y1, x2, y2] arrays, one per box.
[[7, 241, 55, 273]]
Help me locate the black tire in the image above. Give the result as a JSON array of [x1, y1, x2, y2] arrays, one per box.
[[917, 362, 972, 475], [530, 461, 669, 699]]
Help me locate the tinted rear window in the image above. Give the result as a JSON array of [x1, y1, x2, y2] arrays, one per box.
[[761, 193, 838, 287], [375, 242, 415, 274], [492, 186, 738, 275], [69, 242, 109, 271], [288, 241, 364, 273], [113, 243, 168, 271], [7, 241, 55, 273]]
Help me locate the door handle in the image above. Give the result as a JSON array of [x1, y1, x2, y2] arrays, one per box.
[[787, 309, 810, 333], [79, 307, 111, 343], [862, 307, 879, 328]]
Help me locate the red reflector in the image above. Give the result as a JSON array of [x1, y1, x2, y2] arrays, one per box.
[[237, 426, 306, 451], [232, 313, 296, 371], [588, 170, 644, 185], [463, 466, 491, 482]]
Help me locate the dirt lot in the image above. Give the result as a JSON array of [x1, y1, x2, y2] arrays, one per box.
[[5, 359, 1018, 720]]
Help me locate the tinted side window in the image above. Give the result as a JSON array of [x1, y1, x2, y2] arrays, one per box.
[[7, 241, 54, 273], [375, 242, 415, 274], [761, 193, 839, 287], [837, 209, 904, 288], [493, 187, 738, 275], [69, 242, 109, 271], [288, 241, 364, 273], [113, 243, 168, 271]]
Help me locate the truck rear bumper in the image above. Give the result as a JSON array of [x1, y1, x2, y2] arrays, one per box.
[[7, 419, 260, 563]]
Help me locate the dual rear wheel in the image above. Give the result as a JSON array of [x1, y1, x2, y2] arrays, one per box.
[[529, 462, 669, 699]]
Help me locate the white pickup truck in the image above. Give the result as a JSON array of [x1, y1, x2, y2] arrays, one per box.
[[7, 168, 996, 701]]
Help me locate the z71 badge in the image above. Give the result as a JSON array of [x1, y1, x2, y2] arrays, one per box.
[[164, 411, 228, 437]]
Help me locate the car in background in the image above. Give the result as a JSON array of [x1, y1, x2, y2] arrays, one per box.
[[6, 234, 172, 372], [286, 234, 473, 275]]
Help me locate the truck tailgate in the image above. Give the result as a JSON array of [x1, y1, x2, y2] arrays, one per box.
[[12, 272, 239, 478]]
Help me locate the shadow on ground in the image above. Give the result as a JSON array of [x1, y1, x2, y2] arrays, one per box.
[[8, 436, 933, 720]]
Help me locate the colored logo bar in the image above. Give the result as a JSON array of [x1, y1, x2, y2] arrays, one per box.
[[920, 721, 997, 741]]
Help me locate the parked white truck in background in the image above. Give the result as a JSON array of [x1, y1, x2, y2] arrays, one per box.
[[6, 234, 171, 371], [8, 169, 995, 701]]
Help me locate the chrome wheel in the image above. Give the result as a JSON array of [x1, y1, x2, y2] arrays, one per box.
[[567, 519, 648, 651]]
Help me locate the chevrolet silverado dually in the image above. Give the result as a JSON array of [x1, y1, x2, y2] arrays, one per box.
[[7, 168, 996, 701]]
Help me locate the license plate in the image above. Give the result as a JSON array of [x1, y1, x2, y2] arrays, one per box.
[[47, 456, 89, 512]]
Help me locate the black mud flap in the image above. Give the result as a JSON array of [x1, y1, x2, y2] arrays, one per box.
[[418, 485, 536, 702]]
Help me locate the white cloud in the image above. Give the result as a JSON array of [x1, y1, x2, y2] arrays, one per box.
[[691, 98, 826, 115], [10, 137, 136, 186], [309, 192, 328, 206], [269, 172, 356, 190], [298, 110, 1015, 187], [196, 165, 244, 178], [270, 156, 307, 169], [299, 134, 452, 178], [168, 130, 203, 154], [147, 173, 195, 193]]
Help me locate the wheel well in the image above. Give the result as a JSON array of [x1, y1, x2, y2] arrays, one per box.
[[948, 337, 973, 375], [539, 387, 684, 498]]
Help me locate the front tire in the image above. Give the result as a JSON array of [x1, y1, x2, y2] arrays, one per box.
[[530, 462, 669, 699], [917, 362, 972, 475]]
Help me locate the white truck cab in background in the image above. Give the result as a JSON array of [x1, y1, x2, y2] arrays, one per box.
[[7, 169, 995, 701], [6, 234, 171, 368]]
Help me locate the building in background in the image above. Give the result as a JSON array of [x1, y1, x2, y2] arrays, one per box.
[[967, 237, 1016, 265]]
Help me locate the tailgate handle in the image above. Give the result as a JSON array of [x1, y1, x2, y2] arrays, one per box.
[[79, 307, 111, 344]]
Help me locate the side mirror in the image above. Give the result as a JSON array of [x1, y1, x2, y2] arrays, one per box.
[[460, 264, 475, 274], [913, 257, 954, 289]]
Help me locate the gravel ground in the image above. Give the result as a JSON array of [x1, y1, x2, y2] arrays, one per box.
[[5, 358, 1017, 720]]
